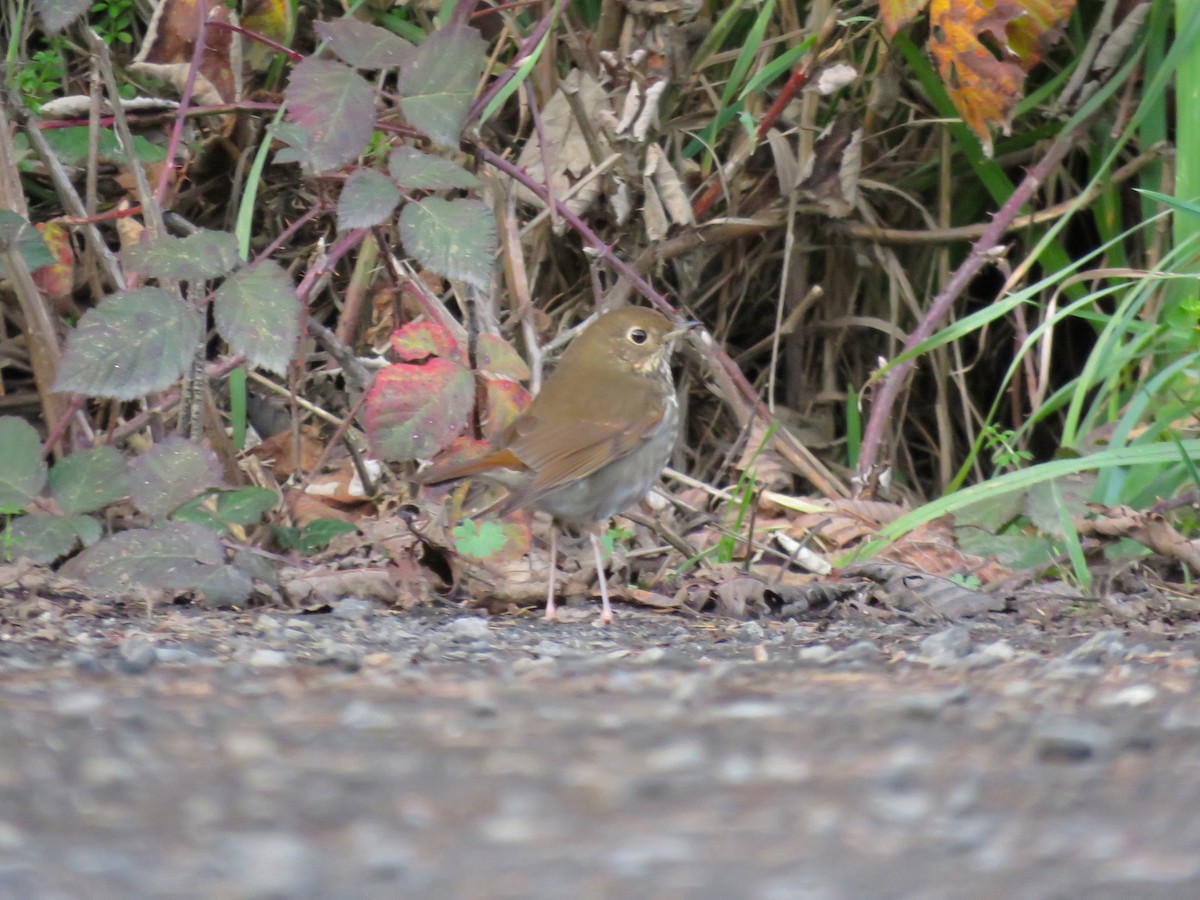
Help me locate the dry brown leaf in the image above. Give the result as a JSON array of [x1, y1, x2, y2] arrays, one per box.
[[514, 70, 611, 220], [250, 426, 326, 479], [1079, 505, 1200, 570], [279, 566, 397, 606], [843, 562, 1007, 620], [132, 0, 242, 108]]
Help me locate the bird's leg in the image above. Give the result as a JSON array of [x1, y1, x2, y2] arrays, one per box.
[[544, 526, 558, 622], [590, 531, 613, 625]]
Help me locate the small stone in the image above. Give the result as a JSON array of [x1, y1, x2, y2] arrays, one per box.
[[446, 617, 490, 640], [247, 648, 289, 668], [741, 621, 765, 640], [51, 690, 104, 718], [977, 640, 1016, 663], [534, 640, 571, 658], [1097, 684, 1158, 707], [1034, 719, 1112, 762], [70, 651, 108, 676], [1067, 631, 1126, 664], [919, 625, 972, 665], [117, 638, 157, 674], [80, 756, 137, 788], [317, 644, 361, 672], [632, 647, 666, 665], [797, 644, 835, 664], [837, 640, 881, 662], [154, 647, 202, 665], [644, 740, 706, 773], [332, 598, 375, 621], [221, 833, 313, 897]]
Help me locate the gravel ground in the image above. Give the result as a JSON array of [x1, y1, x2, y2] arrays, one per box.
[[3, 595, 1200, 899]]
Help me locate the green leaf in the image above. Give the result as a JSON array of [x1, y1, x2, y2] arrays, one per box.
[[0, 210, 55, 275], [281, 57, 377, 173], [130, 437, 224, 519], [122, 230, 241, 282], [213, 261, 300, 375], [337, 167, 401, 230], [55, 287, 203, 400], [388, 146, 479, 190], [314, 18, 414, 69], [398, 24, 486, 148], [0, 418, 47, 510], [48, 445, 130, 514], [398, 197, 496, 289], [452, 518, 507, 560], [215, 487, 278, 526], [41, 126, 166, 166], [6, 513, 96, 564], [61, 521, 226, 591], [286, 518, 358, 554], [190, 564, 254, 607]]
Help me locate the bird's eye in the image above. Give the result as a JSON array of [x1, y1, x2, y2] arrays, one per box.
[[628, 328, 648, 345]]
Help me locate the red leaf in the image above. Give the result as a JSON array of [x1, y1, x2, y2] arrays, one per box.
[[483, 378, 530, 437], [389, 320, 464, 362], [364, 357, 473, 461]]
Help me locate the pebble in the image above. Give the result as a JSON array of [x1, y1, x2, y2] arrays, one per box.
[[977, 640, 1016, 663], [1067, 631, 1126, 664], [51, 690, 105, 718], [1097, 684, 1158, 707], [919, 625, 972, 665], [445, 616, 491, 640], [1033, 718, 1112, 762], [332, 598, 375, 621], [741, 621, 765, 640], [220, 832, 314, 897], [837, 640, 882, 663], [117, 638, 158, 674], [70, 650, 107, 676], [797, 644, 835, 664], [247, 648, 289, 668]]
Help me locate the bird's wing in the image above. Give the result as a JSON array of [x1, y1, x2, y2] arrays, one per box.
[[498, 401, 665, 511]]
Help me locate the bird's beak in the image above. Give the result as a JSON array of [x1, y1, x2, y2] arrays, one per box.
[[666, 319, 702, 342]]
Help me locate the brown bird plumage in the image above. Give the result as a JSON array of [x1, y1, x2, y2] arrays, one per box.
[[418, 307, 687, 623]]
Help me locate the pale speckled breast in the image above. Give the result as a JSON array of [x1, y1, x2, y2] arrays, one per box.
[[534, 367, 678, 527]]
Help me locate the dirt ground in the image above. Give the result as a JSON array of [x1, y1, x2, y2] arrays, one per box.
[[2, 588, 1200, 899]]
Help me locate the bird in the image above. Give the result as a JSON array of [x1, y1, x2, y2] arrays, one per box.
[[417, 306, 690, 624]]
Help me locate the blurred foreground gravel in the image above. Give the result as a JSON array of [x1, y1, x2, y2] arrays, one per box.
[[2, 600, 1200, 898]]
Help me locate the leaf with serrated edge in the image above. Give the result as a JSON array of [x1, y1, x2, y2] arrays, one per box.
[[364, 358, 473, 460], [0, 210, 55, 275], [0, 417, 47, 509], [213, 260, 300, 375], [397, 25, 486, 148], [477, 333, 530, 380], [55, 287, 203, 400], [49, 445, 130, 515], [399, 197, 496, 290], [122, 230, 240, 281], [7, 514, 95, 564], [61, 522, 225, 591], [215, 487, 278, 526], [315, 18, 414, 69], [337, 168, 401, 230], [129, 436, 224, 519], [389, 320, 462, 362], [283, 57, 376, 173], [388, 147, 479, 189]]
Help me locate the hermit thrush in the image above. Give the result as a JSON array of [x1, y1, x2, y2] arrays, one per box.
[[418, 307, 689, 624]]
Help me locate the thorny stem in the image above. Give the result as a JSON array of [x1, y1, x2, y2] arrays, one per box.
[[854, 124, 1085, 491]]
